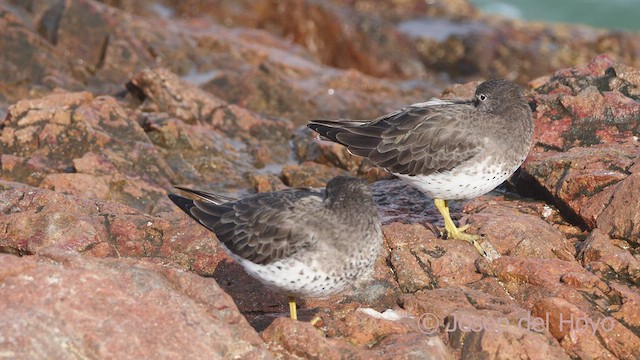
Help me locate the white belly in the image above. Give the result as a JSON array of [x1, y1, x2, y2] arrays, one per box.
[[395, 158, 520, 200], [238, 257, 351, 298]]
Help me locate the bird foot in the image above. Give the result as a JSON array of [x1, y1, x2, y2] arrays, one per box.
[[444, 225, 500, 261], [310, 315, 327, 336], [310, 315, 322, 327]]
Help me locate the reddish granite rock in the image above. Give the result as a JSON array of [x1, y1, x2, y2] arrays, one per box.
[[596, 172, 640, 244], [247, 173, 289, 193], [0, 182, 224, 274], [2, 1, 640, 358], [0, 91, 177, 214], [384, 222, 482, 293], [478, 256, 640, 359], [315, 307, 413, 348], [0, 250, 271, 359], [530, 297, 619, 359], [517, 56, 640, 235], [2, 0, 433, 126], [261, 316, 455, 359], [280, 161, 350, 188], [531, 55, 640, 151], [578, 228, 640, 285], [518, 144, 637, 228], [463, 198, 576, 260], [400, 287, 570, 359], [479, 257, 600, 308], [532, 296, 640, 360], [0, 7, 82, 106], [130, 68, 227, 125], [608, 282, 640, 335], [132, 67, 297, 192]]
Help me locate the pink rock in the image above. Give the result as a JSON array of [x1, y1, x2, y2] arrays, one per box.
[[579, 228, 640, 284], [0, 250, 271, 359], [464, 199, 575, 260], [596, 173, 640, 244], [0, 183, 224, 270]]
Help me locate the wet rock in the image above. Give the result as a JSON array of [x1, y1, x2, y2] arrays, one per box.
[[0, 250, 271, 359], [371, 179, 448, 225]]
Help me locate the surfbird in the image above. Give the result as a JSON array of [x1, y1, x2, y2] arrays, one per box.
[[308, 79, 534, 259], [168, 175, 383, 320]]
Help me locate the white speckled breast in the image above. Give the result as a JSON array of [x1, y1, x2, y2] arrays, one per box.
[[396, 157, 522, 200]]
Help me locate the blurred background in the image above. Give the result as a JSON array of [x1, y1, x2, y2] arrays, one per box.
[[471, 0, 640, 30]]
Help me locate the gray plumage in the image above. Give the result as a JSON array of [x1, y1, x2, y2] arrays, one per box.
[[308, 79, 534, 259], [307, 79, 534, 200], [169, 175, 383, 298]]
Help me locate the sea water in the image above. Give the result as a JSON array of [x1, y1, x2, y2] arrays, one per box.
[[470, 0, 640, 31]]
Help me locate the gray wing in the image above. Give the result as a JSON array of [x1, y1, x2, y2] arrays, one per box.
[[169, 189, 323, 265], [308, 103, 482, 176]]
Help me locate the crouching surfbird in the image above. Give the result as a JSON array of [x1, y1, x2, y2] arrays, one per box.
[[308, 79, 534, 260], [169, 176, 382, 320]]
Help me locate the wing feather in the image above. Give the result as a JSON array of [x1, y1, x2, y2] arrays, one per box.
[[308, 102, 483, 176], [169, 189, 323, 265]]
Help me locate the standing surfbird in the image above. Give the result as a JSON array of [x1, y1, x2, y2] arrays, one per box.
[[308, 79, 534, 259], [168, 175, 382, 320]]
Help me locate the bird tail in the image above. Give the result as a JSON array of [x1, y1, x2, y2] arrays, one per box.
[[307, 119, 366, 146], [173, 186, 237, 205]]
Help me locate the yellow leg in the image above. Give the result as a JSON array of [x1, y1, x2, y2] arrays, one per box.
[[289, 297, 297, 320], [433, 198, 489, 258]]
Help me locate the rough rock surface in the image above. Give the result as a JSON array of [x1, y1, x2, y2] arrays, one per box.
[[0, 250, 271, 359], [1, 0, 640, 359]]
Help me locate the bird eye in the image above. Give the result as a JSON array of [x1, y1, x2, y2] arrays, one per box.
[[478, 94, 487, 101]]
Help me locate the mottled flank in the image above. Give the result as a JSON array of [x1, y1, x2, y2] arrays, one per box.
[[169, 176, 383, 298]]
